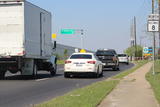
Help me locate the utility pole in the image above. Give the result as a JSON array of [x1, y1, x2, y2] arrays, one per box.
[[130, 22, 134, 47], [152, 0, 156, 75], [159, 0, 160, 54], [152, 0, 154, 14], [134, 16, 137, 58], [130, 22, 134, 61]]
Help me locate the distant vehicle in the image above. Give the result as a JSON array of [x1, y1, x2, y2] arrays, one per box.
[[96, 49, 119, 71], [118, 54, 129, 65], [0, 0, 57, 79], [64, 53, 103, 78]]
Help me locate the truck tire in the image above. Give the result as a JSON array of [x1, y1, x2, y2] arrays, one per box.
[[50, 67, 56, 76], [113, 66, 118, 71], [117, 66, 120, 71], [64, 72, 69, 78], [0, 71, 6, 80], [100, 70, 103, 77], [94, 67, 100, 78]]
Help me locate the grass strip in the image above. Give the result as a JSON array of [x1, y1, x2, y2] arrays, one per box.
[[57, 60, 65, 65], [113, 60, 148, 79], [146, 60, 160, 104], [35, 80, 119, 107], [35, 60, 148, 107]]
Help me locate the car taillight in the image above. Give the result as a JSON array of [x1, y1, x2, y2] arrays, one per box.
[[87, 61, 96, 64], [65, 60, 72, 64], [112, 57, 117, 61]]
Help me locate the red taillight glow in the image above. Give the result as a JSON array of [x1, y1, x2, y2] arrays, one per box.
[[87, 61, 96, 64], [18, 51, 25, 55], [65, 60, 72, 64]]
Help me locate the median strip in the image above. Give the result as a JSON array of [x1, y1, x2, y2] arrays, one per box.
[[35, 60, 148, 107]]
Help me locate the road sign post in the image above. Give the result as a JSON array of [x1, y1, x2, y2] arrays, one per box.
[[147, 14, 159, 75]]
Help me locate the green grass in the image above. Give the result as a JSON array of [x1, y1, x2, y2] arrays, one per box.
[[113, 60, 148, 79], [57, 60, 65, 65], [35, 60, 148, 107], [146, 60, 160, 104], [35, 80, 119, 107]]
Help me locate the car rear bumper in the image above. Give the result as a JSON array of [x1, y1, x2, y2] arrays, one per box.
[[102, 62, 117, 68], [119, 61, 129, 63], [119, 60, 129, 63], [64, 72, 97, 77], [119, 58, 128, 62], [64, 66, 96, 72], [64, 70, 96, 73]]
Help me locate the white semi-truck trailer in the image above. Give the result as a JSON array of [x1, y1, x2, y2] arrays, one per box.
[[0, 0, 57, 79]]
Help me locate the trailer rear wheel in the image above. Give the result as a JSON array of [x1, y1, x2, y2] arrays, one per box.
[[50, 67, 56, 76]]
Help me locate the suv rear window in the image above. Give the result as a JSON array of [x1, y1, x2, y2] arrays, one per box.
[[96, 51, 114, 56], [70, 54, 92, 59]]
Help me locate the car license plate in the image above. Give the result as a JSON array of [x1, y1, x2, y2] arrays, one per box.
[[102, 63, 106, 66], [76, 64, 83, 67], [108, 63, 115, 65]]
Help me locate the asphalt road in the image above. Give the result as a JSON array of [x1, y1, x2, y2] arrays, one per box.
[[0, 63, 134, 107]]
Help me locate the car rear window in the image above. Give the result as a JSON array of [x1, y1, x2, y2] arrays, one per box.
[[96, 51, 114, 56], [70, 54, 92, 59], [118, 54, 127, 57]]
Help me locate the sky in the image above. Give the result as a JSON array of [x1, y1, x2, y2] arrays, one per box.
[[27, 0, 152, 53]]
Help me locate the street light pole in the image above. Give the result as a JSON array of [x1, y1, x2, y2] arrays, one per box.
[[80, 29, 84, 49], [74, 29, 84, 49]]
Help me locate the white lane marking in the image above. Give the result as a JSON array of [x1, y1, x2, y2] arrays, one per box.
[[36, 78, 50, 82]]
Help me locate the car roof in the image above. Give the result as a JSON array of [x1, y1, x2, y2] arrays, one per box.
[[72, 52, 94, 55], [97, 49, 115, 51]]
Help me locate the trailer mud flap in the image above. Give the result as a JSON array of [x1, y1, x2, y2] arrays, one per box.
[[21, 59, 34, 75]]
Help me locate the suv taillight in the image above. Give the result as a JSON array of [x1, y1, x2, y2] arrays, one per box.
[[112, 57, 117, 61], [65, 60, 72, 64], [87, 61, 96, 64]]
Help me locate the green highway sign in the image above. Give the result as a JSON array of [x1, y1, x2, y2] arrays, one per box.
[[61, 29, 75, 34]]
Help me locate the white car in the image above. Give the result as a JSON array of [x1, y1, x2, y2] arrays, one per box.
[[118, 54, 129, 65], [64, 53, 103, 78]]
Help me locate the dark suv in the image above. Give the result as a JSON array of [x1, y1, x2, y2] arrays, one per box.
[[96, 49, 119, 71]]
